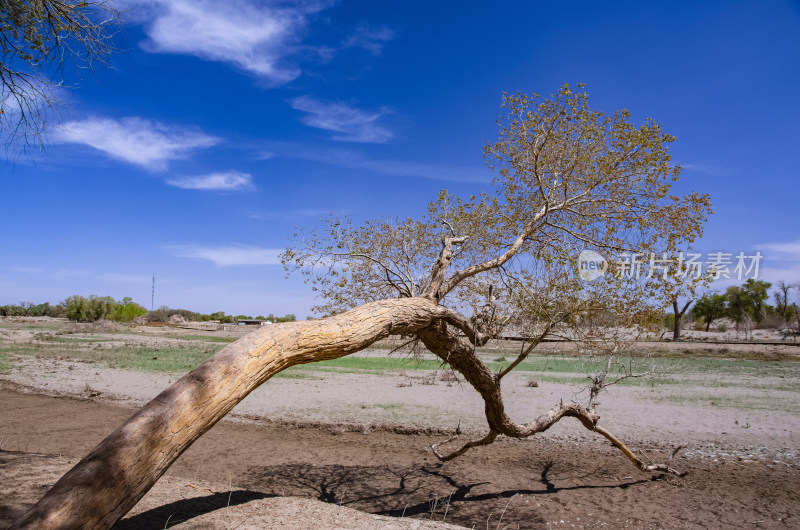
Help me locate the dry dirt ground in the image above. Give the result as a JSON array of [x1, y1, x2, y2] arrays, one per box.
[[1, 318, 799, 528]]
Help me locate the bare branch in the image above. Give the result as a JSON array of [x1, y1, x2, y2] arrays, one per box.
[[1, 0, 120, 151], [495, 315, 564, 380]]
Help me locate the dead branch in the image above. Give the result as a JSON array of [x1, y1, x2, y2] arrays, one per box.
[[430, 431, 498, 462]]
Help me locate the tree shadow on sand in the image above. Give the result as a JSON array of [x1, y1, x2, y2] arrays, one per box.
[[242, 460, 651, 528]]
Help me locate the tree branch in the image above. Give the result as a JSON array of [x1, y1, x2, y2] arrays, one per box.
[[422, 234, 468, 301], [418, 319, 685, 477]]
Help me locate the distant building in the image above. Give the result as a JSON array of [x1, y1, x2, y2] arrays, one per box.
[[235, 319, 272, 326]]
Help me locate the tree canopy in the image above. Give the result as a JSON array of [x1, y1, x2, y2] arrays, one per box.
[[285, 84, 712, 348], [0, 0, 118, 150]]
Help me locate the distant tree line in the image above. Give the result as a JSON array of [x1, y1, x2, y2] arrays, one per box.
[[63, 295, 148, 322], [677, 279, 800, 336], [1, 296, 297, 325], [141, 307, 296, 324], [0, 301, 65, 318]]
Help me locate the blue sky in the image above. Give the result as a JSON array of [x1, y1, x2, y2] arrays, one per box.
[[2, 0, 799, 317]]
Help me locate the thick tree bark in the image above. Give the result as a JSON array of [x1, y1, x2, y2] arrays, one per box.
[[11, 298, 441, 530]]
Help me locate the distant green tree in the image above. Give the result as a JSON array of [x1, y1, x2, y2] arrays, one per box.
[[65, 295, 90, 321], [725, 286, 748, 329], [0, 301, 64, 317], [108, 297, 147, 322], [206, 311, 232, 323], [0, 304, 24, 316], [692, 292, 728, 331], [726, 279, 773, 332], [29, 302, 51, 316], [65, 295, 118, 321], [48, 303, 67, 318], [741, 279, 771, 325], [87, 295, 116, 321]]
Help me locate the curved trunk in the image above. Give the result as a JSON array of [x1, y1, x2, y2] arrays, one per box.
[[417, 322, 686, 477], [12, 297, 439, 530], [417, 321, 595, 438]]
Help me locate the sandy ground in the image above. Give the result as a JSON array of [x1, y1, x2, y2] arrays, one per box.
[[3, 354, 799, 451], [1, 389, 798, 529], [1, 318, 799, 528]]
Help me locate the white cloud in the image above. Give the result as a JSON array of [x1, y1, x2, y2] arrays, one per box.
[[757, 240, 800, 261], [756, 240, 800, 283], [125, 0, 325, 83], [54, 117, 220, 170], [291, 96, 393, 143], [166, 170, 254, 191], [167, 244, 283, 266], [342, 23, 394, 55]]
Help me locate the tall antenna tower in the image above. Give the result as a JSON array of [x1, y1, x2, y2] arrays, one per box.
[[151, 274, 155, 311]]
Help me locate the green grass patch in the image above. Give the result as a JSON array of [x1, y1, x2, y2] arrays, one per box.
[[2, 329, 799, 394], [294, 355, 444, 372], [103, 347, 215, 372], [34, 335, 114, 344], [0, 340, 222, 373]]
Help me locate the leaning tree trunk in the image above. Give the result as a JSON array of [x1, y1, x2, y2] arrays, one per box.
[[11, 298, 441, 530]]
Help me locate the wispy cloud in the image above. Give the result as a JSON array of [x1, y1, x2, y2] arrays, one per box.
[[754, 240, 800, 287], [681, 163, 733, 177], [124, 0, 326, 84], [166, 170, 254, 191], [167, 244, 283, 266], [757, 240, 800, 261], [54, 117, 220, 171], [342, 23, 395, 55], [5, 267, 88, 280], [290, 96, 393, 143]]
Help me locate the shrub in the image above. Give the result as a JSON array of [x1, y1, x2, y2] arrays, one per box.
[[108, 298, 148, 322]]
